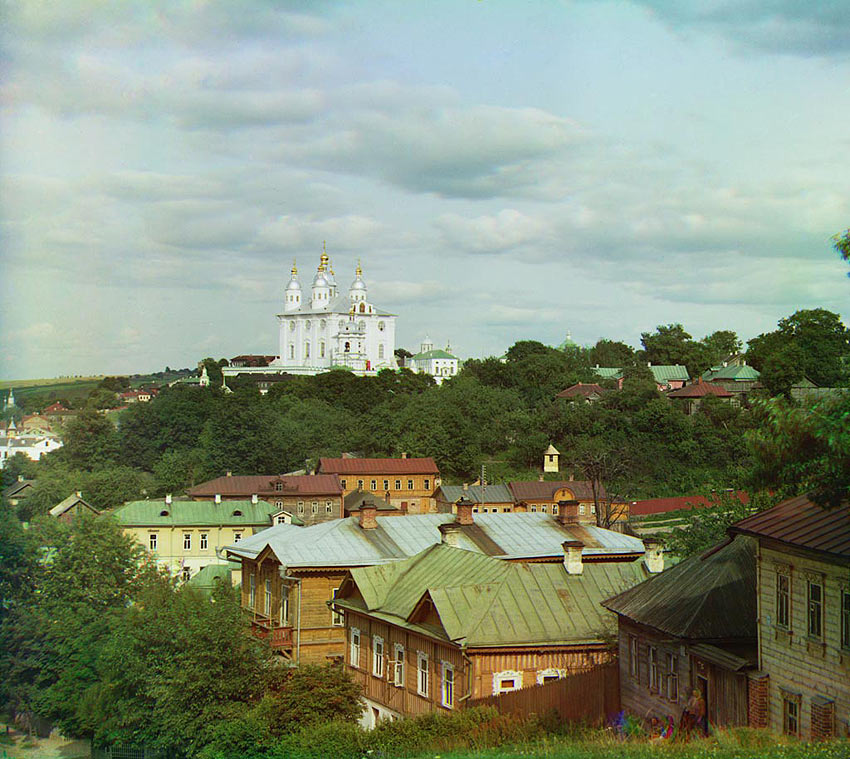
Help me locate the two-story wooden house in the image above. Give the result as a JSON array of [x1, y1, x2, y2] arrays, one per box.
[[316, 456, 440, 514], [332, 541, 653, 727], [729, 496, 850, 740], [188, 473, 343, 526], [603, 536, 758, 729], [508, 480, 628, 524], [226, 503, 647, 665]]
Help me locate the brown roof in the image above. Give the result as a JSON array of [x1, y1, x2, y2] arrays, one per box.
[[630, 491, 749, 516], [729, 495, 850, 560], [666, 380, 732, 398], [556, 383, 606, 399], [189, 474, 342, 498], [318, 457, 439, 475], [508, 480, 602, 501]]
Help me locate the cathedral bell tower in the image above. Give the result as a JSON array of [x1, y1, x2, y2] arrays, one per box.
[[284, 260, 301, 312]]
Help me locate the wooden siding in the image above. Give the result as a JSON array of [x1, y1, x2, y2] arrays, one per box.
[[758, 545, 850, 739], [470, 661, 619, 723], [338, 475, 436, 514]]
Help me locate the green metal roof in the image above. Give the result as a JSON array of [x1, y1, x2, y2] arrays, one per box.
[[593, 365, 690, 383], [337, 543, 649, 647], [187, 561, 241, 596], [593, 367, 622, 379], [707, 364, 760, 381], [113, 499, 277, 527], [411, 349, 458, 361]]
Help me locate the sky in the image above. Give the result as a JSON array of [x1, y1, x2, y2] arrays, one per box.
[[1, 0, 848, 379]]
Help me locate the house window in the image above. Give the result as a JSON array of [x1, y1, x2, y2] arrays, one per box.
[[358, 479, 364, 489], [552, 504, 559, 515], [264, 579, 272, 615], [281, 588, 289, 625], [233, 531, 242, 543], [536, 668, 563, 685], [200, 533, 208, 550], [181, 567, 190, 583], [149, 533, 158, 551], [340, 479, 347, 489], [666, 653, 678, 702], [417, 652, 429, 696], [183, 533, 192, 550], [541, 505, 547, 513], [331, 588, 343, 626], [372, 636, 384, 677], [579, 504, 586, 515], [530, 506, 537, 513], [297, 501, 304, 515], [311, 501, 318, 514], [842, 590, 850, 650], [407, 479, 414, 490], [441, 662, 454, 708], [783, 693, 800, 736], [383, 479, 389, 491], [424, 479, 430, 491], [275, 482, 284, 491], [249, 573, 256, 607], [776, 573, 790, 629], [325, 500, 333, 514], [304, 341, 310, 359], [370, 479, 377, 490], [648, 646, 659, 692], [493, 670, 522, 694], [350, 627, 361, 667], [808, 580, 823, 639], [629, 636, 638, 680], [393, 644, 405, 687], [395, 479, 401, 490], [275, 500, 283, 508], [288, 345, 295, 359], [320, 341, 326, 358]]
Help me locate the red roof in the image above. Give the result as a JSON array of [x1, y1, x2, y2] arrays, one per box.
[[556, 383, 606, 399], [508, 480, 601, 501], [43, 402, 70, 413], [630, 491, 749, 516], [189, 474, 342, 498], [730, 495, 850, 559], [667, 380, 732, 398], [318, 457, 439, 475]]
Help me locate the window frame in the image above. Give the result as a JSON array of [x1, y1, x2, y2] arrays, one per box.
[[493, 670, 523, 694], [782, 692, 801, 737], [417, 651, 429, 696], [648, 646, 659, 692], [441, 661, 454, 708], [248, 573, 256, 607], [395, 479, 401, 490], [842, 588, 850, 650], [776, 569, 790, 629], [629, 635, 638, 680], [407, 479, 414, 490], [372, 635, 385, 678], [370, 479, 377, 490], [200, 532, 208, 550], [183, 532, 192, 551], [233, 531, 242, 543], [264, 578, 272, 616], [331, 587, 343, 626], [149, 532, 158, 551], [350, 627, 361, 668], [807, 579, 823, 639], [393, 643, 405, 687], [666, 653, 678, 702]]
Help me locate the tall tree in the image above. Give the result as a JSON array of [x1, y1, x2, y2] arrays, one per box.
[[640, 323, 711, 377], [587, 338, 635, 367]]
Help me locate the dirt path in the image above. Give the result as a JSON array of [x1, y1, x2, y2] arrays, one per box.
[[0, 726, 89, 759]]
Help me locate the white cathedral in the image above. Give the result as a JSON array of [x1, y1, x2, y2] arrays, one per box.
[[226, 247, 398, 378]]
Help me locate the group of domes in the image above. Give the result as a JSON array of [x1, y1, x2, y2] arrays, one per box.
[[284, 243, 368, 311]]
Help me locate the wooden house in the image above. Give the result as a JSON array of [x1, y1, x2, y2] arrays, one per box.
[[434, 484, 515, 514], [226, 503, 647, 665], [729, 496, 850, 739], [48, 491, 100, 523], [188, 473, 343, 526], [603, 536, 758, 729], [333, 541, 652, 727], [666, 379, 733, 414]]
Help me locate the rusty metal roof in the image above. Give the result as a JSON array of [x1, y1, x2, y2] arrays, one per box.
[[602, 536, 757, 640], [509, 480, 602, 501], [729, 495, 850, 560], [189, 474, 341, 498], [318, 457, 439, 475]]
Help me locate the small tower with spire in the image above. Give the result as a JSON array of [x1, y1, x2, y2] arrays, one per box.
[[311, 243, 331, 309], [349, 259, 367, 303], [284, 260, 302, 312], [5, 388, 16, 410], [199, 365, 210, 388]]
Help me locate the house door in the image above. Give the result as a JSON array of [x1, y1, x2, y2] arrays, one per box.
[[697, 674, 709, 728]]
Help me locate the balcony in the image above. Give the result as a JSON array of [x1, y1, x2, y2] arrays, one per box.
[[250, 615, 293, 651]]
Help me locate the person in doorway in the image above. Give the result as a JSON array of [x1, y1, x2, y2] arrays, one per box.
[[680, 688, 707, 736]]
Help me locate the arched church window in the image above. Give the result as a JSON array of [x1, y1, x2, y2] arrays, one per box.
[[289, 344, 295, 359], [304, 341, 310, 359], [289, 321, 296, 332], [321, 319, 327, 329], [320, 341, 326, 358], [344, 341, 350, 353], [305, 320, 312, 330], [378, 344, 384, 359], [378, 321, 385, 331], [359, 302, 366, 313]]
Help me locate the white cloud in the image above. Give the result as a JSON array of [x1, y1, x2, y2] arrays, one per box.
[[435, 209, 550, 254]]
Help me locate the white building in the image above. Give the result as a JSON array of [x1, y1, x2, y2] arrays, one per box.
[[0, 420, 63, 468], [408, 337, 460, 385], [223, 247, 397, 380]]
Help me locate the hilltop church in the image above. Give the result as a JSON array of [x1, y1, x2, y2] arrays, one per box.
[[224, 247, 398, 380]]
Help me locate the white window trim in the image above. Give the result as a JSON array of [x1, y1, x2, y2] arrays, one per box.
[[493, 670, 522, 694], [417, 651, 429, 696], [441, 661, 455, 708], [393, 643, 405, 687], [372, 635, 385, 677], [199, 533, 208, 550], [536, 668, 565, 685], [350, 627, 361, 668], [331, 587, 343, 626]]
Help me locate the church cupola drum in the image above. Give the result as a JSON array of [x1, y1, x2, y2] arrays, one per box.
[[268, 245, 397, 376]]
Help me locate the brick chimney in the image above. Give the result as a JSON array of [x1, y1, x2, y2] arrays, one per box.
[[359, 503, 378, 530], [538, 473, 544, 482], [562, 540, 584, 574], [226, 470, 232, 477], [401, 451, 409, 459], [215, 493, 221, 504], [455, 497, 474, 526], [251, 493, 258, 504], [644, 538, 664, 573], [557, 499, 580, 526], [165, 493, 172, 505]]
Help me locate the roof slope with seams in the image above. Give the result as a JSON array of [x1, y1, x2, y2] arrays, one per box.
[[509, 480, 602, 502], [336, 543, 649, 646], [602, 536, 756, 640], [730, 495, 850, 560], [189, 474, 341, 498], [437, 484, 514, 505], [113, 499, 277, 527], [49, 493, 98, 518], [667, 381, 732, 398], [318, 457, 439, 475], [226, 512, 645, 567]]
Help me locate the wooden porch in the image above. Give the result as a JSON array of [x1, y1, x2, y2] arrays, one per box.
[[250, 615, 294, 652]]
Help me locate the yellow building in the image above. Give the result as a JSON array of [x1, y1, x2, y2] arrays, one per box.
[[112, 495, 298, 581]]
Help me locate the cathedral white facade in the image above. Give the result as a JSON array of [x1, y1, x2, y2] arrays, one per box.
[[226, 248, 397, 378]]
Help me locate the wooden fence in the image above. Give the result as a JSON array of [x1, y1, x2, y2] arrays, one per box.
[[469, 661, 619, 724]]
